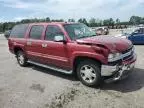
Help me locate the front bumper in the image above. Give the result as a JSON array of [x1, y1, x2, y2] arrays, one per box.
[[101, 53, 136, 82]]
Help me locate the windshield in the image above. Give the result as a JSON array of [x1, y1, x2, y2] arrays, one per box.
[[121, 28, 139, 35], [63, 23, 96, 40]]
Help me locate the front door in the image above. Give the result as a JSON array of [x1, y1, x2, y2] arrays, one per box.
[[129, 34, 144, 44], [26, 25, 45, 62], [41, 25, 70, 70]]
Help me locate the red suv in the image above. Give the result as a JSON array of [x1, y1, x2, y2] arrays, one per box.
[[8, 22, 136, 87]]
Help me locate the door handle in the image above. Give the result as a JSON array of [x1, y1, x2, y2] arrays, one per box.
[[27, 41, 32, 46], [42, 43, 47, 48]]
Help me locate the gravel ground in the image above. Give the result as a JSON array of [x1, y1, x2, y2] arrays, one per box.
[[0, 34, 144, 108]]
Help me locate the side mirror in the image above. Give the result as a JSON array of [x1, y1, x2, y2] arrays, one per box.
[[54, 35, 67, 43]]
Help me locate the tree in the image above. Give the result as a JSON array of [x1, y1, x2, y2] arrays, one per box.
[[140, 19, 144, 24], [95, 19, 103, 26], [46, 17, 50, 22], [116, 18, 120, 24], [89, 18, 96, 27], [51, 19, 64, 22], [1, 15, 144, 32], [119, 21, 130, 25], [78, 18, 82, 23], [78, 18, 88, 25], [129, 16, 141, 25], [103, 19, 110, 26], [103, 18, 115, 27], [2, 23, 8, 31], [109, 18, 115, 25], [68, 19, 75, 22], [0, 23, 3, 32], [83, 18, 88, 25], [21, 19, 31, 23]]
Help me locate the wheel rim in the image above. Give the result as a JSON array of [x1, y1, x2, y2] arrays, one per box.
[[17, 53, 24, 65], [80, 65, 97, 84]]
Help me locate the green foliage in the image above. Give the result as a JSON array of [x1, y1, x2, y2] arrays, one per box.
[[0, 17, 65, 32], [78, 18, 88, 26], [103, 18, 115, 26], [89, 18, 102, 27], [0, 16, 144, 32], [68, 19, 75, 22], [46, 17, 50, 22], [129, 16, 142, 25], [116, 18, 120, 24]]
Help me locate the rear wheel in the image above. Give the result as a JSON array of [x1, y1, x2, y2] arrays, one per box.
[[16, 50, 27, 66], [77, 60, 102, 87]]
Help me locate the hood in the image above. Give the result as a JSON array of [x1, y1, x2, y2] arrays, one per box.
[[76, 36, 132, 52]]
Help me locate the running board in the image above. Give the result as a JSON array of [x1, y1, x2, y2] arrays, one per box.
[[27, 61, 73, 74]]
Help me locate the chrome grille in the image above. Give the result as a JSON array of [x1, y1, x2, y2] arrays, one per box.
[[122, 45, 133, 54], [121, 46, 134, 60]]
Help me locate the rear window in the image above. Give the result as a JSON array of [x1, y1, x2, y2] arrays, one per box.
[[10, 24, 28, 38]]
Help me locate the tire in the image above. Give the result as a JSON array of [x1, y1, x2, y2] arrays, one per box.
[[77, 60, 102, 87], [16, 50, 27, 67]]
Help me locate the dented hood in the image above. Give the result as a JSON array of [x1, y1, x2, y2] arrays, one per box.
[[76, 36, 132, 52]]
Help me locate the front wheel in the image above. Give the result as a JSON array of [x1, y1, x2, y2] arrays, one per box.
[[16, 50, 27, 67], [77, 60, 102, 87]]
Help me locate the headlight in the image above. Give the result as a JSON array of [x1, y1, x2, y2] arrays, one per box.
[[108, 53, 121, 62]]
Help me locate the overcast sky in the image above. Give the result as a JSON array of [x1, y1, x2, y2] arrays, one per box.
[[0, 0, 144, 22]]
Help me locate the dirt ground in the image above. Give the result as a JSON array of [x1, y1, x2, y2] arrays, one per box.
[[0, 34, 144, 108]]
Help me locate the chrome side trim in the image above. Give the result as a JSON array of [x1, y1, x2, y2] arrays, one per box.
[[27, 60, 73, 74], [27, 51, 68, 62]]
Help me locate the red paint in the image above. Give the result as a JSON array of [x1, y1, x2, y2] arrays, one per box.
[[8, 22, 135, 70]]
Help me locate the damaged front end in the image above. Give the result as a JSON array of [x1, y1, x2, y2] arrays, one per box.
[[101, 45, 136, 83]]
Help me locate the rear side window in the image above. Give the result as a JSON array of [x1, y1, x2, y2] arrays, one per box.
[[10, 24, 28, 38], [29, 25, 44, 39], [139, 28, 144, 34], [45, 25, 64, 41]]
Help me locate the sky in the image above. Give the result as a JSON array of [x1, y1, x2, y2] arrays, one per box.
[[0, 0, 144, 22]]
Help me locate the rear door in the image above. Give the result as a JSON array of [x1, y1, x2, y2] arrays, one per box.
[[25, 25, 45, 62], [42, 25, 70, 70]]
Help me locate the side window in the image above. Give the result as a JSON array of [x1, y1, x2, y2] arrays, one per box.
[[138, 28, 142, 34], [140, 28, 144, 34], [45, 25, 64, 41], [30, 25, 44, 39], [10, 24, 28, 38]]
